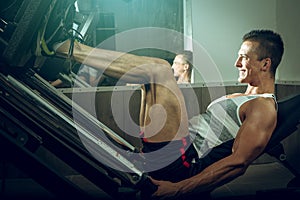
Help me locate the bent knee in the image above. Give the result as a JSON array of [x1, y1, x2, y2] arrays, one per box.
[[151, 59, 173, 74]]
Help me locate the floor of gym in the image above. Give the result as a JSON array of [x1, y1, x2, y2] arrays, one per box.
[[0, 153, 297, 200]]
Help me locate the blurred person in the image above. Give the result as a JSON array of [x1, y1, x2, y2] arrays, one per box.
[[172, 50, 193, 84]]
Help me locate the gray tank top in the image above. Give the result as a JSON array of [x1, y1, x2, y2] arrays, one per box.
[[188, 93, 276, 158]]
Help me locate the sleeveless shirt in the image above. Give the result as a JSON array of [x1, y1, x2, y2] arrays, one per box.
[[188, 93, 277, 158]]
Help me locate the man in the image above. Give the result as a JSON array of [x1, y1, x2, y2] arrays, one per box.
[[52, 29, 283, 199], [172, 50, 193, 84], [150, 30, 283, 199]]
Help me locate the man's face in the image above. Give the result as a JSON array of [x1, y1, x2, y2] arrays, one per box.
[[172, 55, 187, 78], [234, 41, 266, 86]]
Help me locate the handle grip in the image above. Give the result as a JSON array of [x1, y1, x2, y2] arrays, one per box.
[[137, 174, 158, 199]]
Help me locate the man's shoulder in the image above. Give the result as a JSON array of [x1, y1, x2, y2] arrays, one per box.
[[246, 97, 277, 118]]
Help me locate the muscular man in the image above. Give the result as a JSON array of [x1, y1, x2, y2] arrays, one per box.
[[150, 30, 283, 199], [52, 29, 284, 199]]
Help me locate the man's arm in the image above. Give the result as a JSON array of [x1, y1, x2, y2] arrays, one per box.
[[151, 97, 277, 198]]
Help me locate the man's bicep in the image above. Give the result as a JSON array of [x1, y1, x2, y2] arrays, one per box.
[[233, 104, 277, 163]]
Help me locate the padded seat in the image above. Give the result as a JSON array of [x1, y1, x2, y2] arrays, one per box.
[[266, 93, 300, 150]]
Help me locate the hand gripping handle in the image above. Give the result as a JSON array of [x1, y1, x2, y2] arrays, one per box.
[[137, 174, 158, 200]]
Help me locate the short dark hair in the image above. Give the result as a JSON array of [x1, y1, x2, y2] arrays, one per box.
[[242, 29, 284, 75]]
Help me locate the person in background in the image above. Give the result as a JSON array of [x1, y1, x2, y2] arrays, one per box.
[[172, 50, 193, 84]]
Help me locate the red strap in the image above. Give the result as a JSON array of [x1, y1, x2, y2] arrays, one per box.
[[183, 161, 190, 168]]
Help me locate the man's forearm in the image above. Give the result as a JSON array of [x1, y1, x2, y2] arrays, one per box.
[[177, 155, 248, 195]]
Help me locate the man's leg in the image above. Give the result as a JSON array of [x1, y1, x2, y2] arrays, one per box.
[[54, 40, 171, 84], [53, 39, 189, 140], [54, 39, 194, 184]]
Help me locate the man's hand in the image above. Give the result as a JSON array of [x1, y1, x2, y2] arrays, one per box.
[[150, 177, 182, 200]]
